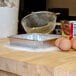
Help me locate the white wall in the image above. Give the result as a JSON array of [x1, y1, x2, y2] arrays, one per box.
[[46, 0, 76, 16]]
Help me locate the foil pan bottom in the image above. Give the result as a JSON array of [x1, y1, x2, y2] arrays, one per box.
[[5, 43, 60, 52]]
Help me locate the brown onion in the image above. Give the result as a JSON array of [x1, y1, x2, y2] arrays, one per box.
[[71, 37, 76, 50], [59, 38, 71, 51]]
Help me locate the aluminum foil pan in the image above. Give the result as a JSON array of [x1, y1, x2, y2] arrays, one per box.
[[9, 33, 61, 49]]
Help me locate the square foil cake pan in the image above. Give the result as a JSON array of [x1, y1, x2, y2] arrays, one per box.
[[9, 33, 61, 49]]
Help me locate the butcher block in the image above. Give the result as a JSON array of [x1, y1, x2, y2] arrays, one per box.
[[0, 39, 76, 76]]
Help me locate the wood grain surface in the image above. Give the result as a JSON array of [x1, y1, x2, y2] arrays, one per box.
[[0, 39, 76, 76], [0, 70, 19, 76]]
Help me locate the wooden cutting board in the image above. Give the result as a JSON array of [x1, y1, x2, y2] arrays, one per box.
[[0, 70, 19, 76], [0, 39, 76, 76]]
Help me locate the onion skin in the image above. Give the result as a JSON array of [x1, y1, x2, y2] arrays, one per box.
[[55, 37, 65, 47]]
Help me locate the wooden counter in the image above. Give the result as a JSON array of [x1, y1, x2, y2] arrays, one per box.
[[0, 39, 76, 76]]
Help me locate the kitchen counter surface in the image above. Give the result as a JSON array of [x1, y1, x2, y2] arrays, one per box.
[[0, 39, 76, 76]]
